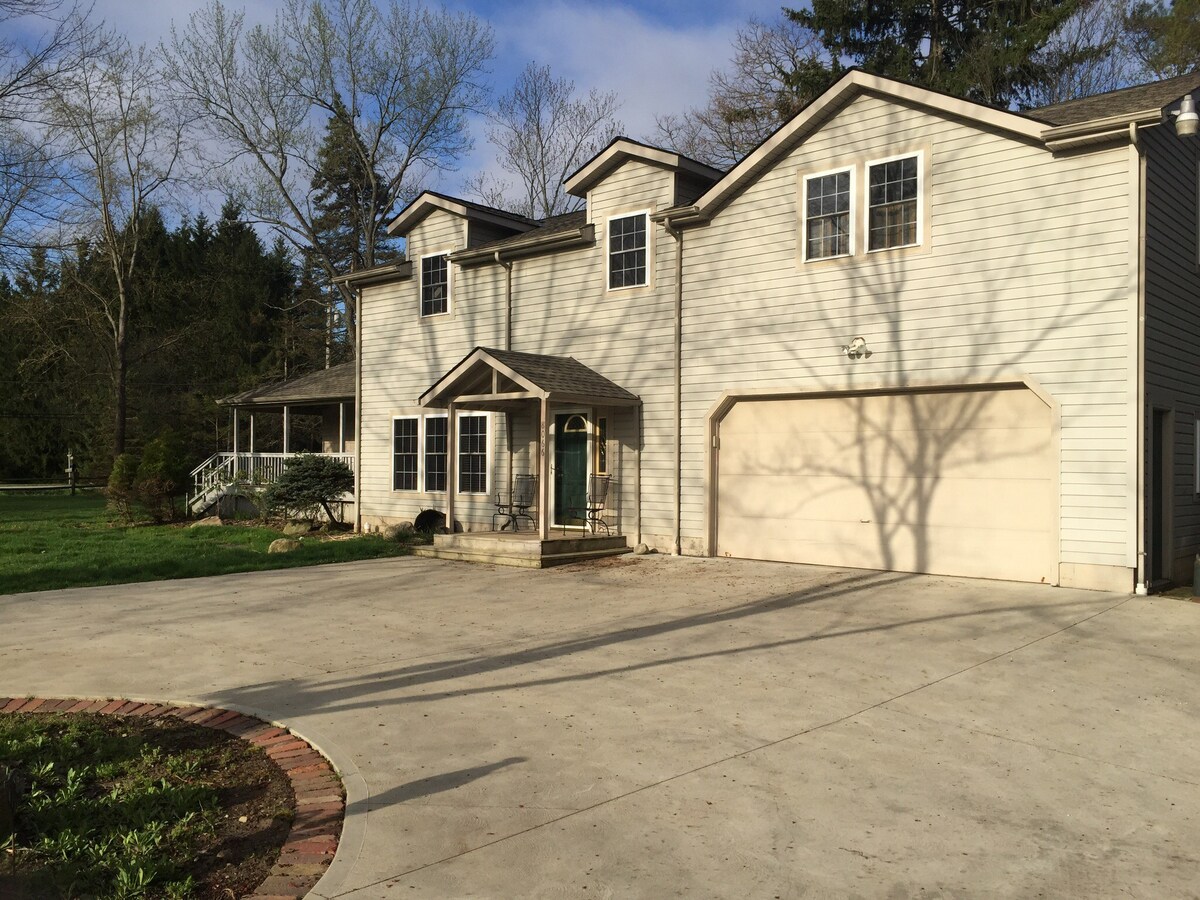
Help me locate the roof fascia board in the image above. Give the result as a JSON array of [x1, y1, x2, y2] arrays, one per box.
[[386, 193, 535, 237], [331, 261, 412, 287], [419, 349, 546, 407], [565, 140, 685, 197], [449, 224, 596, 266], [683, 70, 1048, 222]]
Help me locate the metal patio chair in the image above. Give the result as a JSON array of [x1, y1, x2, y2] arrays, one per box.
[[584, 474, 612, 534], [493, 474, 537, 531]]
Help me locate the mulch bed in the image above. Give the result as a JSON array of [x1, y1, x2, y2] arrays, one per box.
[[0, 698, 345, 899]]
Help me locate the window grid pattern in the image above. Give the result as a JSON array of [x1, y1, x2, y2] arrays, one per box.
[[392, 418, 418, 491], [868, 156, 918, 250], [424, 417, 447, 492], [421, 255, 448, 316], [806, 171, 851, 259], [608, 215, 647, 288], [458, 415, 488, 494]]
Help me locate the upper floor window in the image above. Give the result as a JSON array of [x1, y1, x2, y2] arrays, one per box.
[[804, 169, 852, 260], [421, 254, 449, 316], [868, 155, 919, 251], [608, 213, 647, 289]]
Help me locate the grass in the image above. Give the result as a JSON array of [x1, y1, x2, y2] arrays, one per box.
[[0, 712, 293, 899], [0, 493, 410, 595]]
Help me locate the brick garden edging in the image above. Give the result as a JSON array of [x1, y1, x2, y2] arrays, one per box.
[[0, 696, 345, 900]]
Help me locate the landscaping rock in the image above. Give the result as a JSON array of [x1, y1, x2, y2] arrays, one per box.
[[268, 538, 301, 554], [282, 521, 313, 536], [190, 516, 224, 528], [634, 543, 651, 555]]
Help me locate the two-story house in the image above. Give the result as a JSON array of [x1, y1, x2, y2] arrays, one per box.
[[339, 69, 1200, 594]]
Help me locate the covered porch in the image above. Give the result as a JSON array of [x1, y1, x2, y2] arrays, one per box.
[[190, 362, 356, 516], [411, 347, 641, 566]]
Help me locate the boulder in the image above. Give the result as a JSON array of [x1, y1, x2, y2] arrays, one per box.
[[268, 538, 301, 554], [190, 516, 224, 528], [634, 543, 651, 555]]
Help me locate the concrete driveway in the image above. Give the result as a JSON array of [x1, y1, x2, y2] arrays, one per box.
[[3, 555, 1198, 898]]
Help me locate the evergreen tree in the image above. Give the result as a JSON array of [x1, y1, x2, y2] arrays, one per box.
[[787, 1, 1093, 108], [1126, 0, 1200, 78]]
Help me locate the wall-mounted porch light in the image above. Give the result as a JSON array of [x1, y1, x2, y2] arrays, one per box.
[[1174, 94, 1198, 138]]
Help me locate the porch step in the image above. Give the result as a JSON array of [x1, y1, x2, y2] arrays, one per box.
[[411, 533, 630, 568]]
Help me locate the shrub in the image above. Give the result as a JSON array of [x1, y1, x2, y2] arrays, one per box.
[[106, 453, 140, 523], [264, 454, 354, 525], [136, 429, 189, 524]]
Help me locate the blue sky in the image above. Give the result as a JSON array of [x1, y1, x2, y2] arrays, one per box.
[[81, 0, 795, 198]]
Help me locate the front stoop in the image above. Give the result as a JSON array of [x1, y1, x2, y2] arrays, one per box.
[[411, 532, 630, 568]]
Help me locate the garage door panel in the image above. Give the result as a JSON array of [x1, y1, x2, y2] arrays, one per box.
[[716, 389, 1054, 583]]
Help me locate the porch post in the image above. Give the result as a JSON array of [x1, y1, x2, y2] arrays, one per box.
[[283, 405, 290, 454], [249, 413, 255, 455], [539, 397, 550, 540], [232, 408, 239, 477], [446, 402, 457, 534], [338, 402, 345, 452]]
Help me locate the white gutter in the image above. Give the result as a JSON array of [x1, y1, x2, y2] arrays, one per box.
[[1133, 122, 1149, 594], [663, 218, 684, 556]]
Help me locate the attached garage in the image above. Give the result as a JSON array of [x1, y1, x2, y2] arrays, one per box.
[[713, 385, 1056, 583]]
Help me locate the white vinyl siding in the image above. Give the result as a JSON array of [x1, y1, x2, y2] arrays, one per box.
[[682, 91, 1134, 576]]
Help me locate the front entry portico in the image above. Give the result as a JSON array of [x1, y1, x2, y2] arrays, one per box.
[[413, 347, 641, 562]]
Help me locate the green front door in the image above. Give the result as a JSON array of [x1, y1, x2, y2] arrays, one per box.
[[554, 413, 588, 526]]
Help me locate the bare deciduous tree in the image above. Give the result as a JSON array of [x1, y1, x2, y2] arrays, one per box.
[[653, 17, 825, 169], [39, 35, 185, 455], [467, 62, 622, 219], [1026, 0, 1142, 107], [164, 0, 494, 351]]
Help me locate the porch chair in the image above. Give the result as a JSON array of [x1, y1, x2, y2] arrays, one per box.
[[493, 474, 538, 531], [584, 474, 612, 534]]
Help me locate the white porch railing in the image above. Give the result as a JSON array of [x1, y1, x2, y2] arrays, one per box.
[[188, 451, 354, 515]]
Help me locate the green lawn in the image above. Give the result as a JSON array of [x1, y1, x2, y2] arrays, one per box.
[[0, 493, 409, 595]]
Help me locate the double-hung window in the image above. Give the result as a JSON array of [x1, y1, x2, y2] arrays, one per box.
[[424, 416, 448, 492], [421, 254, 449, 316], [458, 414, 488, 494], [867, 155, 919, 251], [804, 169, 852, 260], [608, 213, 647, 289], [392, 417, 418, 491]]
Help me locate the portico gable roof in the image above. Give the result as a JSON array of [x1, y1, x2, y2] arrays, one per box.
[[419, 347, 641, 410]]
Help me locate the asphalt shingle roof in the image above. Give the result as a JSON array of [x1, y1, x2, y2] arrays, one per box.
[[219, 361, 355, 407], [477, 347, 639, 403], [1028, 71, 1200, 126]]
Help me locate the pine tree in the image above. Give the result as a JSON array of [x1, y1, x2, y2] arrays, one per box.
[[787, 1, 1092, 108], [1126, 0, 1200, 79]]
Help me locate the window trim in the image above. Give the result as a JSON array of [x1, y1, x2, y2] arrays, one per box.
[[801, 165, 855, 262], [606, 210, 650, 291], [419, 251, 451, 318], [391, 415, 420, 493], [422, 412, 448, 494], [455, 411, 490, 496], [864, 151, 924, 253]]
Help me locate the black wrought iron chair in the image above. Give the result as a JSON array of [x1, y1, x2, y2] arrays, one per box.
[[584, 474, 612, 534], [493, 474, 538, 531]]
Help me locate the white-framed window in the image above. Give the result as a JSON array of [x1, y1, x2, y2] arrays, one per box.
[[866, 153, 921, 251], [803, 167, 853, 260], [423, 414, 448, 492], [392, 413, 489, 494], [392, 416, 419, 491], [458, 413, 489, 494], [420, 253, 449, 317], [608, 212, 648, 289]]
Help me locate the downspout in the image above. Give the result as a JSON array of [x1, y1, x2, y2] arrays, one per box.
[[354, 287, 363, 533], [496, 250, 515, 494], [1132, 122, 1149, 594], [664, 218, 683, 556]]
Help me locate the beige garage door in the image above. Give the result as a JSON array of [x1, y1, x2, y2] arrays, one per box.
[[716, 387, 1055, 583]]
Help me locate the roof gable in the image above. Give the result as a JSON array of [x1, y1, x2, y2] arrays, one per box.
[[386, 191, 537, 238], [679, 69, 1048, 222], [565, 137, 724, 198]]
